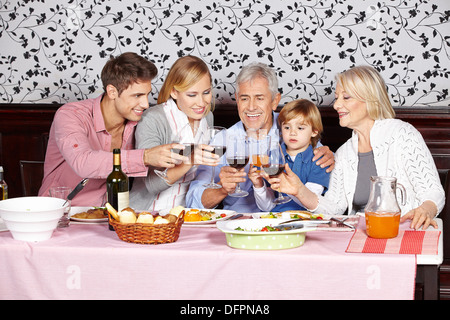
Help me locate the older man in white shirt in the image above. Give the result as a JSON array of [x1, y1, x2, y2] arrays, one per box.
[[186, 62, 334, 212]]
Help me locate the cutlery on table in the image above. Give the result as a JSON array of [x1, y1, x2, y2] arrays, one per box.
[[63, 178, 89, 207], [329, 216, 355, 229]]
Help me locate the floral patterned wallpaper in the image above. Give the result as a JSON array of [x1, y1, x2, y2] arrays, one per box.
[[0, 0, 449, 107]]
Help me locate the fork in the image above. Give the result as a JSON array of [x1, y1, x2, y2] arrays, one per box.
[[330, 216, 355, 229]]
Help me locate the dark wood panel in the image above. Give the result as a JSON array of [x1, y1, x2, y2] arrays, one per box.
[[0, 104, 57, 198]]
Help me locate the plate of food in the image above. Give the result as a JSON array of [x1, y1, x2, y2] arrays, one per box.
[[183, 208, 236, 225], [251, 210, 359, 231], [251, 210, 324, 220], [69, 207, 108, 223]]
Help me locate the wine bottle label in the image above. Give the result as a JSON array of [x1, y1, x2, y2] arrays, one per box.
[[117, 191, 129, 211]]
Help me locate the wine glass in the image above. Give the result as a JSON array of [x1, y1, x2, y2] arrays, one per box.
[[262, 142, 292, 205], [226, 134, 249, 197], [203, 126, 227, 189], [154, 122, 196, 182]]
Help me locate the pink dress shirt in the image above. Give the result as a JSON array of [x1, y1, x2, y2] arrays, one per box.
[[38, 95, 148, 206]]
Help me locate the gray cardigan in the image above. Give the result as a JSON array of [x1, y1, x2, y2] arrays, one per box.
[[129, 102, 214, 211]]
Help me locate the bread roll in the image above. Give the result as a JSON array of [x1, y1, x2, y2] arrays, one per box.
[[163, 214, 177, 223], [136, 212, 154, 224], [169, 205, 185, 217], [119, 208, 137, 224], [105, 202, 120, 220], [154, 216, 169, 225]]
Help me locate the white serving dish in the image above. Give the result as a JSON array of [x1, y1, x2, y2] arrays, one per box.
[[216, 218, 316, 250], [0, 196, 67, 242]]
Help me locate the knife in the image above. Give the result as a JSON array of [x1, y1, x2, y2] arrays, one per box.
[[63, 178, 89, 206], [274, 219, 330, 231], [272, 221, 306, 231], [278, 219, 331, 226]]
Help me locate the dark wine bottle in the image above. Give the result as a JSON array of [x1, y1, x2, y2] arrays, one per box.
[[106, 149, 129, 230]]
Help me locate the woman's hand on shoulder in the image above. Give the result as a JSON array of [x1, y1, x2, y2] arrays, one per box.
[[312, 145, 335, 173]]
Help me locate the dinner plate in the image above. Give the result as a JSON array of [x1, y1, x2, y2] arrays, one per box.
[[69, 206, 108, 223], [183, 208, 236, 225], [251, 211, 322, 219], [251, 212, 359, 230]]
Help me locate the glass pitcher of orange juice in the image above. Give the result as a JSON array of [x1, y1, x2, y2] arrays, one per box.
[[365, 176, 406, 239]]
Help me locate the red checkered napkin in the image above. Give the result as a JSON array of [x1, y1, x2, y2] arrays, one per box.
[[346, 229, 440, 255]]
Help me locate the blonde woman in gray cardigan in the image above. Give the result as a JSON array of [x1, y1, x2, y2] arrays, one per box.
[[130, 56, 217, 212], [266, 65, 445, 230]]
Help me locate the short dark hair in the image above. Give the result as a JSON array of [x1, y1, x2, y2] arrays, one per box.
[[101, 52, 158, 95]]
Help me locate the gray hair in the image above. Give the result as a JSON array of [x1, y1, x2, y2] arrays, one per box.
[[236, 62, 279, 99]]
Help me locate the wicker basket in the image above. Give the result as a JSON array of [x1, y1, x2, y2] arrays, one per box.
[[108, 211, 185, 244]]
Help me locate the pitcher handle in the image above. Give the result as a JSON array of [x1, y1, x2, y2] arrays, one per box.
[[396, 183, 406, 206]]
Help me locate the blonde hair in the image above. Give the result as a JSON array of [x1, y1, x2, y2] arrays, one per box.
[[335, 65, 395, 120], [278, 99, 323, 148], [157, 55, 214, 113]]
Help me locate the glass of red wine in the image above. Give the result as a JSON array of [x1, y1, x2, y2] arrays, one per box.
[[154, 122, 196, 182], [262, 142, 292, 205], [226, 134, 249, 197], [203, 126, 227, 189]]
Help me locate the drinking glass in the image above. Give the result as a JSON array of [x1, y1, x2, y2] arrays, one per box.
[[226, 135, 249, 197], [154, 122, 197, 182], [262, 142, 292, 205], [248, 129, 270, 174], [203, 126, 227, 189], [49, 186, 72, 228]]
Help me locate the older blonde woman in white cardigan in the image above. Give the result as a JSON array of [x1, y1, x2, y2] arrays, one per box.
[[266, 65, 445, 230]]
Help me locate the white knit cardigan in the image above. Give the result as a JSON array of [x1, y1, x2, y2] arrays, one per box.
[[316, 119, 445, 216]]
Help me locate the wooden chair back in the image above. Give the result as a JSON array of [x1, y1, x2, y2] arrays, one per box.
[[19, 160, 45, 196]]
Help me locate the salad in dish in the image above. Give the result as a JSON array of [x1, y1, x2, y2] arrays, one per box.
[[235, 225, 281, 232]]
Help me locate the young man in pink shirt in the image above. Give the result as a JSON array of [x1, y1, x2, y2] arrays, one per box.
[[39, 52, 185, 206]]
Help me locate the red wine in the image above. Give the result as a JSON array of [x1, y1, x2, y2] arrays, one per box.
[[212, 146, 226, 157], [262, 164, 284, 177], [227, 156, 249, 169], [172, 143, 195, 156]]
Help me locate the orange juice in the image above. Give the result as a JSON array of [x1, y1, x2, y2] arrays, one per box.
[[365, 211, 400, 239], [251, 154, 269, 172]]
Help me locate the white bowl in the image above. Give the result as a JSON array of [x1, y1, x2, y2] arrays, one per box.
[[0, 197, 68, 242]]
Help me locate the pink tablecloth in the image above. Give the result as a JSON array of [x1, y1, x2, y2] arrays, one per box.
[[0, 222, 416, 300]]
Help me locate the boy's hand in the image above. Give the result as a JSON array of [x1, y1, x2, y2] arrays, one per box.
[[248, 165, 264, 188]]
